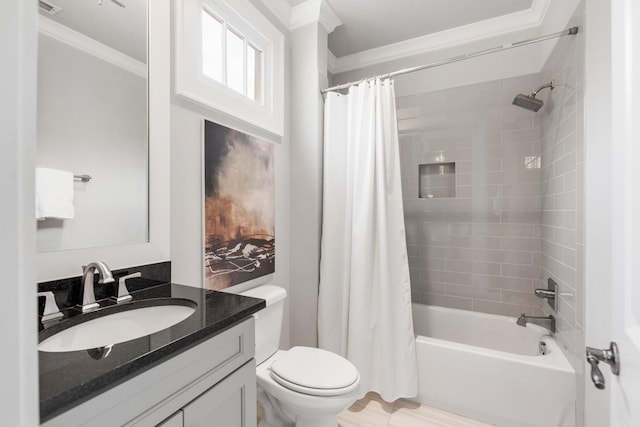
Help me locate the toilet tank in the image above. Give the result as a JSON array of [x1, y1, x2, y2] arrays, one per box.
[[240, 285, 286, 364]]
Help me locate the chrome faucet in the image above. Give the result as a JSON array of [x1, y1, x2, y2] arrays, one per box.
[[79, 261, 114, 312], [516, 313, 556, 333]]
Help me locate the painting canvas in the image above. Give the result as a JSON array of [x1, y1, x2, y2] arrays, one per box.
[[203, 120, 275, 290]]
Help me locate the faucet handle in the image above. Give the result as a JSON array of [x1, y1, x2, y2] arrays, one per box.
[[112, 272, 141, 303], [37, 291, 63, 322]]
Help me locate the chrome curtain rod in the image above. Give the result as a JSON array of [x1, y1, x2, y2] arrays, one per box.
[[322, 26, 579, 94]]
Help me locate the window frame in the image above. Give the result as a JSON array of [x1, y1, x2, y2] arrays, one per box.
[[175, 0, 284, 136]]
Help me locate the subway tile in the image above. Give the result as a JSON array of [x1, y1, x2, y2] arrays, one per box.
[[555, 262, 576, 288], [472, 249, 533, 265], [409, 268, 421, 284], [554, 151, 577, 176], [472, 130, 502, 147], [501, 108, 534, 131], [542, 240, 565, 260], [563, 211, 577, 229], [473, 274, 533, 292], [454, 160, 473, 173], [473, 106, 502, 132], [496, 197, 542, 211], [444, 259, 472, 273], [422, 293, 473, 311], [473, 223, 533, 237], [532, 252, 543, 266], [445, 284, 501, 302], [420, 246, 473, 260], [445, 235, 501, 249], [562, 131, 578, 156], [501, 237, 541, 251], [541, 224, 554, 241], [541, 210, 564, 227], [501, 211, 541, 224], [501, 263, 541, 279], [500, 182, 541, 197], [472, 300, 536, 317], [553, 191, 577, 210], [413, 281, 446, 295], [471, 261, 502, 275], [409, 256, 445, 271], [501, 290, 541, 306], [501, 127, 545, 144], [554, 227, 577, 248], [422, 269, 473, 285], [564, 248, 577, 269], [456, 185, 473, 198], [406, 245, 420, 257], [556, 112, 577, 142]]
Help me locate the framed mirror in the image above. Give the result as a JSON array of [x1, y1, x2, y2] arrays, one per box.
[[36, 0, 170, 282]]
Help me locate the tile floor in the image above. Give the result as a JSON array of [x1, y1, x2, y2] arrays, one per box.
[[257, 392, 493, 427], [337, 392, 493, 427]]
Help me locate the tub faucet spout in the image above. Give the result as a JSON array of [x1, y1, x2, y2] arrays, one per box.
[[517, 313, 556, 333]]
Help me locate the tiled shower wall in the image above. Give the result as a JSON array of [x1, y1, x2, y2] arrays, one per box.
[[398, 74, 549, 317], [539, 3, 586, 424]]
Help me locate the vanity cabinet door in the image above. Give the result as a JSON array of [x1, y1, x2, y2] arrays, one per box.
[[182, 361, 256, 427], [157, 411, 183, 427]]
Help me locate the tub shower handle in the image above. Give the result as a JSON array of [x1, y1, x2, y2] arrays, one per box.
[[534, 289, 555, 299], [586, 342, 620, 390]]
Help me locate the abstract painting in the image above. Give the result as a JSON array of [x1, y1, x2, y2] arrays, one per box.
[[203, 120, 275, 290]]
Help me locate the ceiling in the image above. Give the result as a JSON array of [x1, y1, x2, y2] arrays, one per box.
[[285, 0, 534, 58], [39, 0, 147, 63]]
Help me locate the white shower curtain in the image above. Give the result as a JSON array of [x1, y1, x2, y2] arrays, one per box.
[[318, 79, 417, 401]]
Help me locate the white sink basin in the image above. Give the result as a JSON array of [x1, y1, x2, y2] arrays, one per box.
[[39, 302, 196, 352]]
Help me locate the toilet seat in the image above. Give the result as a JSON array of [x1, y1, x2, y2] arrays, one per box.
[[269, 346, 360, 397]]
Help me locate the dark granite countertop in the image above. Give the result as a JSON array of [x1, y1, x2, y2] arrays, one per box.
[[38, 283, 265, 423]]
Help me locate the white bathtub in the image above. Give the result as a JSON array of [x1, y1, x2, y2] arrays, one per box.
[[412, 304, 575, 427]]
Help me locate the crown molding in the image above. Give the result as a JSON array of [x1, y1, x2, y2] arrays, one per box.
[[318, 0, 341, 34], [332, 0, 551, 74], [38, 15, 146, 78], [257, 0, 292, 29], [327, 50, 337, 74], [261, 0, 341, 34]]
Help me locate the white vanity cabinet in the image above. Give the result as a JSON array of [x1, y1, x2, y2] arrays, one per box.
[[42, 319, 257, 427]]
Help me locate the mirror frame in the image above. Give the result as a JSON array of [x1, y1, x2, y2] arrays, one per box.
[[36, 0, 170, 282]]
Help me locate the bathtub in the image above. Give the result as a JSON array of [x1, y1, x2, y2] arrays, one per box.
[[412, 304, 575, 427]]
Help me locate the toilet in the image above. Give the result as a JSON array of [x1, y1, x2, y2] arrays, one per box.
[[240, 285, 361, 427]]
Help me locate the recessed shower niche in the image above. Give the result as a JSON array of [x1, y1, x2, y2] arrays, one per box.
[[418, 162, 455, 198]]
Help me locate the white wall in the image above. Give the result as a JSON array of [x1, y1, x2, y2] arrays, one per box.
[[169, 0, 292, 349], [0, 0, 39, 424], [36, 34, 148, 252]]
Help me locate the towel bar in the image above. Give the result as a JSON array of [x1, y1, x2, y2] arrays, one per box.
[[73, 174, 92, 182]]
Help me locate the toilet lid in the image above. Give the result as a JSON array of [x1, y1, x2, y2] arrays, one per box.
[[270, 347, 359, 397]]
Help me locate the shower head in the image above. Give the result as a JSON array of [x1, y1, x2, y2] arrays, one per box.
[[512, 81, 554, 112]]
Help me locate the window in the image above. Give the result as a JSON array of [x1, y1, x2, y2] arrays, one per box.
[[201, 9, 263, 102], [175, 0, 284, 135]]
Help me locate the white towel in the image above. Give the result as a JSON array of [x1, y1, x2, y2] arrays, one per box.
[[36, 167, 75, 220]]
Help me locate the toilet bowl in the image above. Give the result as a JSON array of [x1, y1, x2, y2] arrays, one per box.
[[239, 285, 361, 427]]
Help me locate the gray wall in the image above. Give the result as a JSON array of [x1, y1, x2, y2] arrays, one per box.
[[398, 74, 546, 317], [539, 2, 586, 424], [37, 34, 148, 252]]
